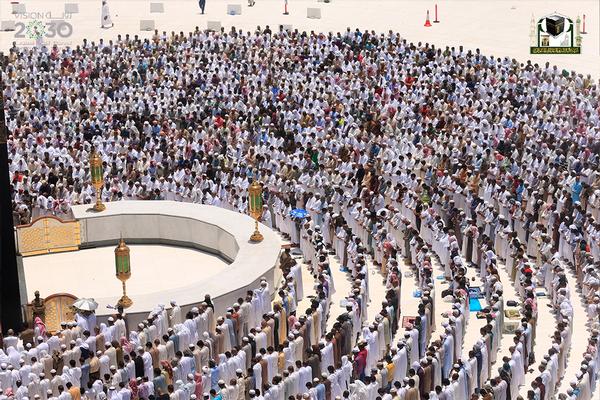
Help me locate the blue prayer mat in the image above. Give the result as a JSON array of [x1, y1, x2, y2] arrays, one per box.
[[469, 298, 483, 311]]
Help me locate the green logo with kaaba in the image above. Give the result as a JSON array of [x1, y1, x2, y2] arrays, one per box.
[[530, 13, 582, 54]]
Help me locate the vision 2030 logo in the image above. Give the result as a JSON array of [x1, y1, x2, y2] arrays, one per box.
[[14, 19, 74, 40], [530, 13, 583, 54], [12, 11, 74, 40]]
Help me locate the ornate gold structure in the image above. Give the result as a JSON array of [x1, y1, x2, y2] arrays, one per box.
[[16, 216, 81, 256], [25, 293, 76, 333], [115, 238, 133, 308], [248, 180, 264, 242], [89, 148, 106, 212]]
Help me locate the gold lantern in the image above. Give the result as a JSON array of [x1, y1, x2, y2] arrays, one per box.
[[248, 180, 264, 242], [114, 238, 133, 308], [89, 148, 106, 212]]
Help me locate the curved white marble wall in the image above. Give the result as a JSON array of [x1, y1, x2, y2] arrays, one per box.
[[70, 201, 282, 328]]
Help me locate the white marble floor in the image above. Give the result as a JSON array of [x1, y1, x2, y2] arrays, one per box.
[[22, 244, 229, 308]]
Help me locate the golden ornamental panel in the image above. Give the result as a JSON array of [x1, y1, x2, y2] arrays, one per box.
[[18, 227, 47, 255], [17, 216, 81, 256], [45, 295, 76, 333]]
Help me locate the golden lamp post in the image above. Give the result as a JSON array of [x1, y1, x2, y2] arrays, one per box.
[[248, 180, 264, 242], [89, 148, 106, 212], [114, 238, 133, 308]]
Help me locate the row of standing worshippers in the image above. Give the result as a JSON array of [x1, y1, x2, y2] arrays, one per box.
[[204, 190, 381, 399], [263, 177, 460, 398], [290, 207, 412, 399], [392, 182, 544, 400], [6, 271, 338, 400], [465, 193, 598, 398], [271, 176, 506, 399], [235, 150, 597, 400], [0, 270, 309, 399], [293, 166, 554, 400], [405, 180, 589, 400], [246, 193, 401, 399], [530, 253, 600, 400], [268, 177, 492, 398], [375, 161, 599, 395], [483, 248, 590, 400], [399, 197, 530, 400], [336, 194, 498, 400], [275, 199, 395, 376], [442, 193, 589, 400]]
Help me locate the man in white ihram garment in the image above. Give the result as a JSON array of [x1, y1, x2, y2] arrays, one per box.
[[101, 1, 114, 29]]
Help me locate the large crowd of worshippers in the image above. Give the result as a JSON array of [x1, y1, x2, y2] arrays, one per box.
[[2, 24, 600, 400]]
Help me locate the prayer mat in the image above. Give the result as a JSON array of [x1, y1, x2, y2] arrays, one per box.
[[402, 316, 416, 328], [469, 298, 483, 311], [468, 287, 483, 299]]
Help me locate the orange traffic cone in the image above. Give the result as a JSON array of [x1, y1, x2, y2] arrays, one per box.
[[424, 10, 432, 27]]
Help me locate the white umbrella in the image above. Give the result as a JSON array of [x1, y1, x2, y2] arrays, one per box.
[[73, 298, 98, 311]]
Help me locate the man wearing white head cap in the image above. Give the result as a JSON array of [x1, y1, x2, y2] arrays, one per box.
[[251, 355, 262, 394], [0, 364, 11, 391], [135, 325, 147, 351], [475, 339, 489, 385], [97, 350, 110, 381], [289, 260, 304, 303], [49, 369, 64, 397], [261, 205, 272, 229], [441, 328, 454, 381], [59, 325, 73, 349], [299, 221, 313, 264], [181, 373, 195, 400], [391, 344, 408, 384], [38, 373, 50, 400], [254, 280, 270, 320], [170, 301, 182, 327], [2, 331, 18, 353], [113, 315, 127, 345], [183, 314, 198, 345], [310, 193, 324, 227]]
